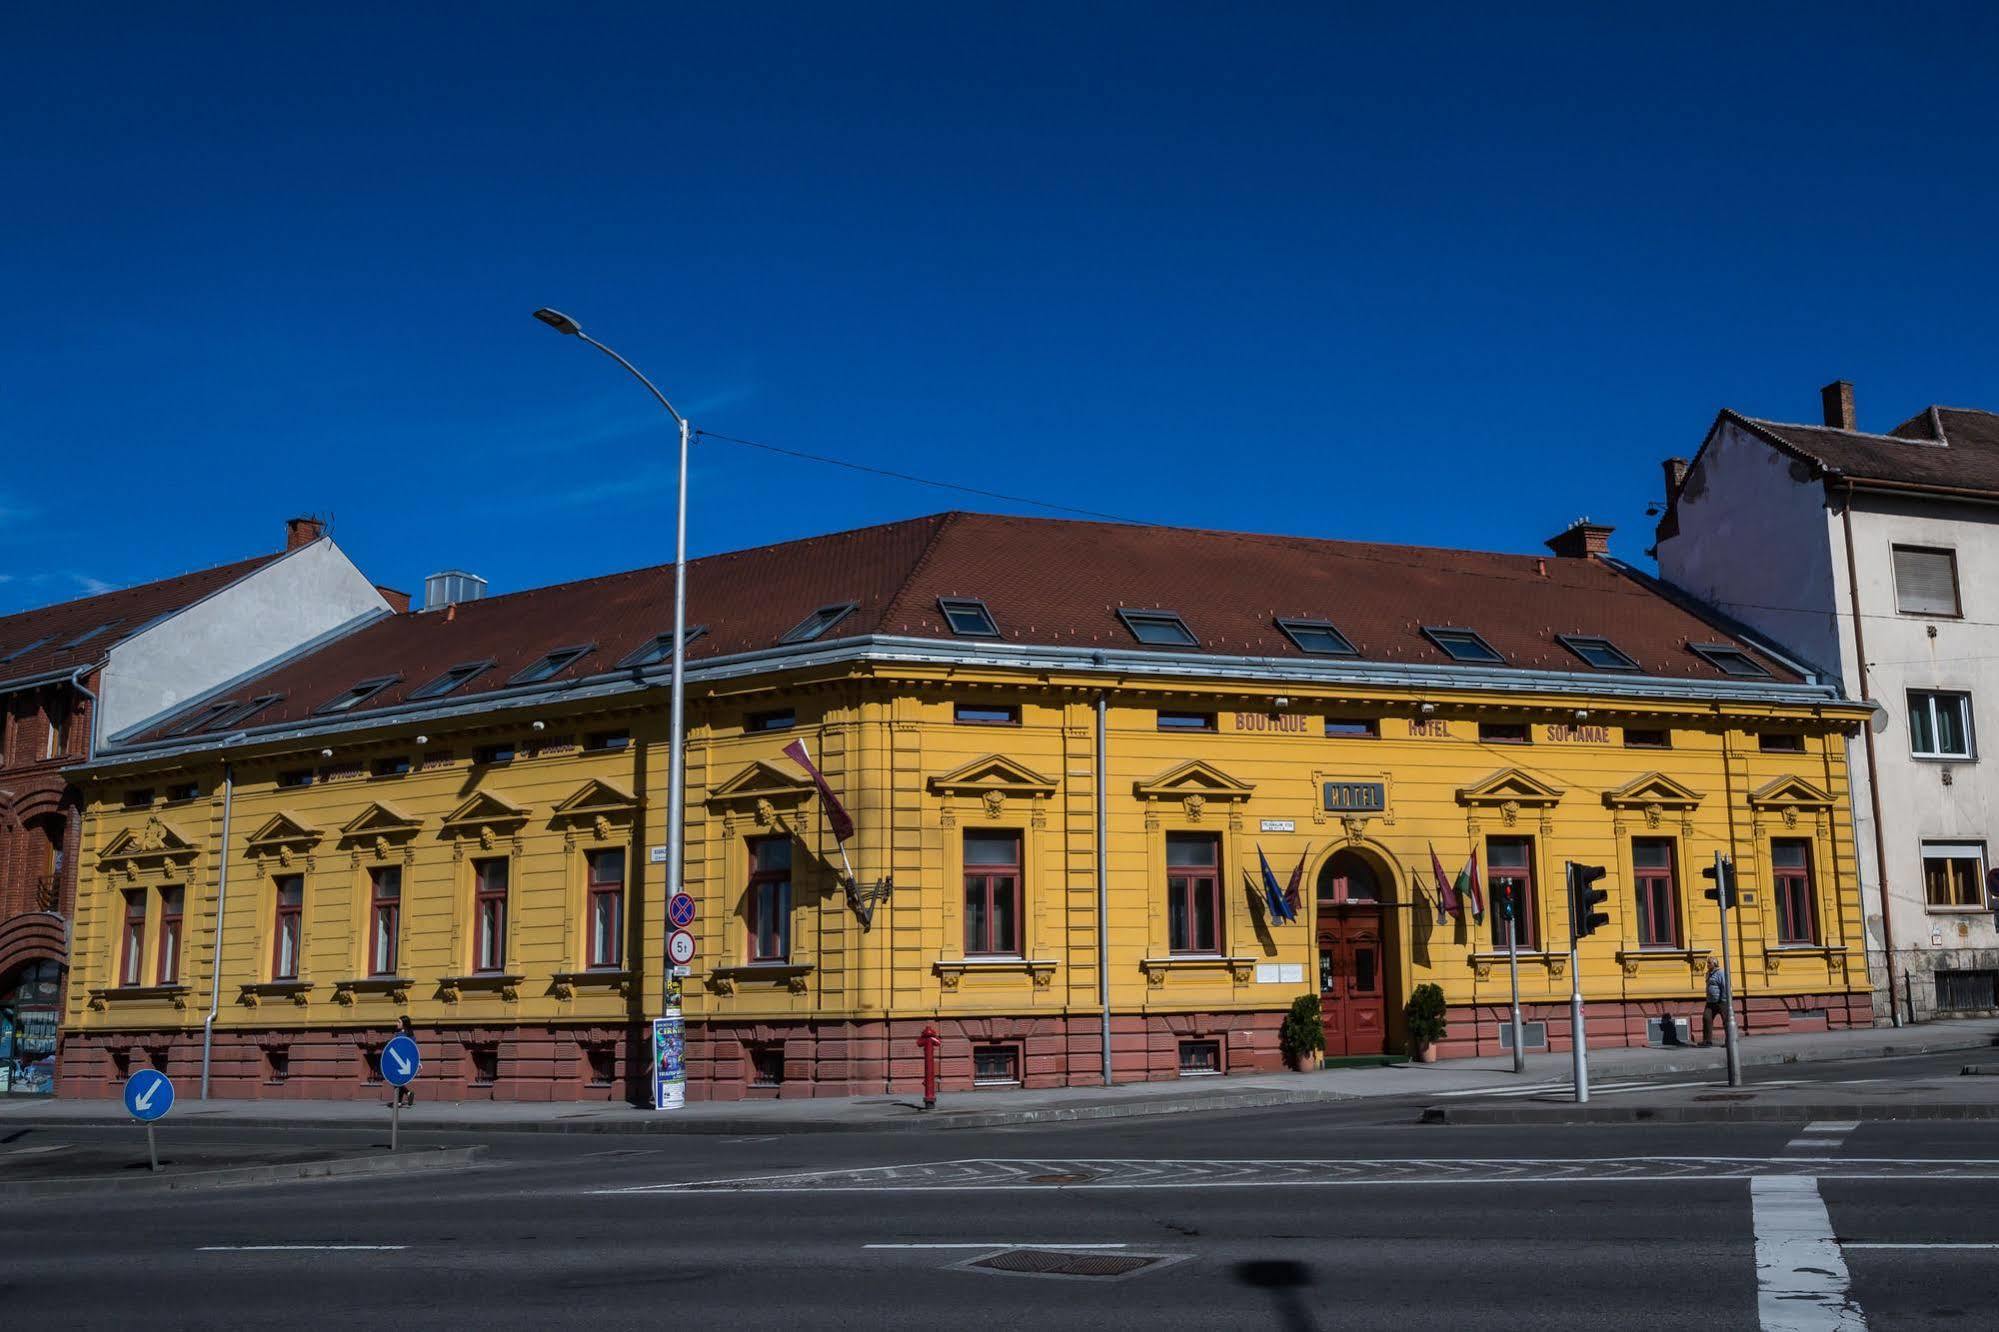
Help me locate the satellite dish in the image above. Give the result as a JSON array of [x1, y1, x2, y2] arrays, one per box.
[[1864, 698, 1891, 734]]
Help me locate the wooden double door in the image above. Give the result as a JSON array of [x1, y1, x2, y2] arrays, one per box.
[[1317, 907, 1387, 1057]]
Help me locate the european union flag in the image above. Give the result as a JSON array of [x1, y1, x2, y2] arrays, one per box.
[[1258, 845, 1295, 923]]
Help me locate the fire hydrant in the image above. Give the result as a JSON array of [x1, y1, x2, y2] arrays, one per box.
[[918, 1023, 942, 1110]]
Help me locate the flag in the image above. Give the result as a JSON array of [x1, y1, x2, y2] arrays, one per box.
[[1429, 843, 1459, 924], [1455, 848, 1485, 924], [781, 739, 855, 843], [1258, 845, 1293, 923], [1282, 846, 1309, 919]]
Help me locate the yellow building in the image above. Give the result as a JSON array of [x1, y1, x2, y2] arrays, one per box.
[[58, 513, 1874, 1100]]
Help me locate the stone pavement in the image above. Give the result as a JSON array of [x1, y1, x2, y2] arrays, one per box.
[[3, 1018, 1993, 1135]]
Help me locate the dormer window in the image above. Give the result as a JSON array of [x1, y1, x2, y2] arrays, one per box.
[[1118, 609, 1197, 647], [780, 602, 857, 644], [619, 625, 707, 668], [1423, 627, 1505, 664], [1558, 635, 1639, 671], [0, 636, 51, 664], [183, 693, 283, 735], [938, 597, 999, 637], [1276, 618, 1357, 656], [315, 675, 400, 715], [510, 644, 595, 685], [167, 699, 240, 737], [409, 661, 493, 700], [64, 620, 122, 648], [1689, 643, 1770, 678]]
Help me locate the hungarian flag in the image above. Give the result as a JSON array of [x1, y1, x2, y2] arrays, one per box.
[[781, 738, 855, 843], [1258, 846, 1295, 923], [1282, 846, 1309, 919], [1429, 843, 1459, 924], [1455, 848, 1485, 923]]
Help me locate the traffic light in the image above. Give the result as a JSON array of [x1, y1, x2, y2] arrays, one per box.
[[1494, 881, 1516, 922], [1568, 862, 1609, 938], [1701, 857, 1738, 908]]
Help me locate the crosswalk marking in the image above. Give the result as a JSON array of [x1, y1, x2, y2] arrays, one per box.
[[1753, 1176, 1866, 1330]]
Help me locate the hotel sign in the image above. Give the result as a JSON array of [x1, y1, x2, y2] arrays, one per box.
[[1322, 780, 1387, 814]]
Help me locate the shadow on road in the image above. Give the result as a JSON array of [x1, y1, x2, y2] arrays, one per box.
[[1234, 1258, 1317, 1332]]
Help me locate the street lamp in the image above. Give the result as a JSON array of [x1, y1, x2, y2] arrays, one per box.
[[533, 307, 692, 1108]]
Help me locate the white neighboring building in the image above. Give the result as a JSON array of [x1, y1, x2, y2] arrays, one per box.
[[1657, 381, 1999, 1024]]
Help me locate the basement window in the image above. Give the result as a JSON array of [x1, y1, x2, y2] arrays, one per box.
[[1690, 644, 1771, 678], [1118, 609, 1198, 647], [972, 1044, 1020, 1086], [409, 660, 493, 700], [510, 644, 595, 685], [586, 1045, 618, 1087], [938, 597, 1000, 637], [1276, 618, 1358, 656], [779, 603, 857, 644], [315, 675, 400, 715], [619, 625, 707, 668], [468, 1046, 500, 1086], [264, 1047, 290, 1084], [1558, 635, 1640, 671], [1178, 1040, 1222, 1076], [1423, 627, 1506, 664], [748, 1044, 786, 1088]]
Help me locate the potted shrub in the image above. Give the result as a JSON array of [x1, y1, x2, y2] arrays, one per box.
[[1404, 982, 1448, 1063], [1279, 994, 1324, 1071]]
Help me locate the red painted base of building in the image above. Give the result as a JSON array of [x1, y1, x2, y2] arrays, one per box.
[[52, 992, 1870, 1101]]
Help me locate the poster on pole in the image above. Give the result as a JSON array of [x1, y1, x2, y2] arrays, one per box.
[[653, 1012, 685, 1111]]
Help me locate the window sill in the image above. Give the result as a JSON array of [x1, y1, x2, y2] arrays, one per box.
[[1911, 754, 1976, 764], [238, 981, 314, 1008], [1924, 905, 1990, 915], [87, 984, 193, 1011], [1140, 955, 1260, 986], [1614, 948, 1713, 977], [1465, 951, 1567, 979], [550, 969, 634, 999], [1762, 945, 1850, 971], [707, 962, 814, 996], [934, 958, 1060, 991], [332, 976, 414, 1006], [438, 973, 527, 1002]]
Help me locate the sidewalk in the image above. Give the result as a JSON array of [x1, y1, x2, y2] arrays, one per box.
[[4, 1019, 1993, 1136]]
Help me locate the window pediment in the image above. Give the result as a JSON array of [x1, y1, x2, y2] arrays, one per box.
[[553, 778, 639, 823], [705, 760, 814, 811], [1748, 775, 1834, 810], [245, 811, 323, 853], [99, 816, 197, 865], [440, 789, 530, 832], [1133, 759, 1254, 803], [928, 754, 1058, 799], [1603, 772, 1705, 811], [1457, 768, 1565, 808], [339, 801, 423, 841]]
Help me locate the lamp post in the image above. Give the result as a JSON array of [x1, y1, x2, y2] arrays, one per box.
[[533, 308, 691, 1109]]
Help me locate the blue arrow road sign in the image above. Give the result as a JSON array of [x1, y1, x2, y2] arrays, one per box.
[[124, 1069, 175, 1122], [668, 893, 697, 929], [381, 1034, 421, 1087]]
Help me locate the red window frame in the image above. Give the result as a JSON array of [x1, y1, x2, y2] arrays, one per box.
[[156, 885, 184, 984], [963, 830, 1022, 956], [746, 837, 791, 962], [473, 858, 509, 973], [1487, 836, 1537, 949], [587, 848, 626, 969], [1632, 839, 1681, 948], [1166, 832, 1222, 955], [1773, 839, 1818, 945], [271, 875, 303, 980], [369, 865, 401, 977], [120, 889, 146, 987]]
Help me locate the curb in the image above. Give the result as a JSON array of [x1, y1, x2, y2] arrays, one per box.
[[0, 1145, 485, 1200], [1422, 1102, 1999, 1126]]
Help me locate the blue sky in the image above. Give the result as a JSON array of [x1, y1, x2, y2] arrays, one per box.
[[5, 4, 1999, 612]]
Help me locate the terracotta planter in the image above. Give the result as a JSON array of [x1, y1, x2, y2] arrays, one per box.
[[1413, 1044, 1439, 1064], [1287, 1048, 1322, 1072]]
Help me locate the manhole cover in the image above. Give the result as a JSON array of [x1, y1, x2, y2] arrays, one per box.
[[971, 1250, 1162, 1279]]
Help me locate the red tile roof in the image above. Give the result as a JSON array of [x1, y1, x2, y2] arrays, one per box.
[[124, 512, 1807, 746], [1732, 406, 1999, 495], [0, 553, 283, 690]]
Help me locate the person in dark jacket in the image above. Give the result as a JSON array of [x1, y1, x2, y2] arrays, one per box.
[[1700, 958, 1729, 1047], [391, 1014, 417, 1108]]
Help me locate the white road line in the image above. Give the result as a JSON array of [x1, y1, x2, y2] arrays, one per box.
[[1785, 1140, 1844, 1151], [197, 1245, 408, 1252], [1751, 1176, 1865, 1331], [1806, 1122, 1860, 1134], [863, 1243, 1128, 1250], [1844, 1242, 1999, 1250]]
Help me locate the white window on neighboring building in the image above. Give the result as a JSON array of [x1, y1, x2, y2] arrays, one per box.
[[1892, 545, 1961, 618], [1908, 690, 1975, 759], [1923, 841, 1987, 911]]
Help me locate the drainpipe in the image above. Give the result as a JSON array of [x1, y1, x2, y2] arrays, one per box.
[[62, 665, 99, 950], [1096, 693, 1112, 1086], [200, 761, 235, 1097], [66, 665, 98, 762], [1841, 484, 1902, 1026]]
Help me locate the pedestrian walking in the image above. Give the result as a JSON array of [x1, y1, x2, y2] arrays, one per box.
[[1700, 957, 1729, 1047], [391, 1014, 417, 1108]]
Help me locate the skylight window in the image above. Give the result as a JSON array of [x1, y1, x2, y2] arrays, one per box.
[[166, 699, 239, 737], [1422, 627, 1506, 665], [0, 636, 51, 664], [408, 660, 493, 700], [510, 644, 595, 685], [315, 675, 400, 715], [1690, 643, 1771, 678], [938, 597, 999, 638], [1558, 635, 1640, 671], [780, 602, 857, 644], [192, 694, 284, 735], [619, 625, 708, 668], [64, 620, 122, 649], [1276, 618, 1357, 657], [1118, 609, 1198, 647]]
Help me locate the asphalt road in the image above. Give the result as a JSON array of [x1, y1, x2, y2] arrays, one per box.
[[7, 1088, 1999, 1331]]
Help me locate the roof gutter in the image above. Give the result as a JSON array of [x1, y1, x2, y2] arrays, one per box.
[[1828, 472, 1999, 508]]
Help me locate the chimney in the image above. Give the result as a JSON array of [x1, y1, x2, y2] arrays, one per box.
[[1546, 517, 1614, 560], [1820, 380, 1856, 431], [375, 585, 412, 614], [422, 570, 488, 612], [284, 515, 327, 552], [1654, 457, 1690, 544]]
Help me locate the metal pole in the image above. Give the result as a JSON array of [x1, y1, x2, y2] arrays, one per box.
[[1567, 861, 1588, 1103], [146, 1123, 159, 1173], [1507, 911, 1525, 1075], [665, 411, 690, 1034], [391, 1100, 399, 1153], [1715, 851, 1743, 1088], [200, 761, 234, 1100], [1095, 693, 1111, 1087]]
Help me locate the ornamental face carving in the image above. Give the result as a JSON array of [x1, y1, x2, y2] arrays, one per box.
[[1500, 800, 1521, 828], [982, 790, 1005, 820], [1782, 805, 1800, 829], [754, 798, 776, 828], [137, 819, 166, 852], [1643, 802, 1664, 830], [1183, 794, 1206, 823], [479, 825, 496, 851], [593, 814, 611, 843]]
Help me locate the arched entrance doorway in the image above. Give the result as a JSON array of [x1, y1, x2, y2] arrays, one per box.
[[1316, 849, 1392, 1057]]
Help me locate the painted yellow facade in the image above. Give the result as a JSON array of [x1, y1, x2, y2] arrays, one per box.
[[60, 661, 1874, 1099]]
